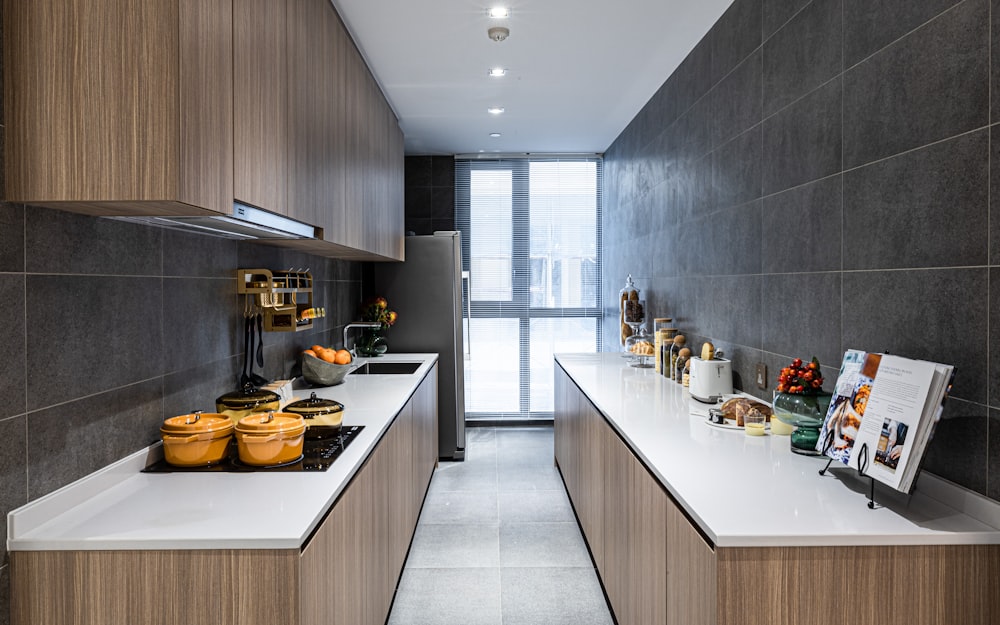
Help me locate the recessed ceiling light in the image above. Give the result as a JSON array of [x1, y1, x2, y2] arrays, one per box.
[[488, 67, 507, 78], [487, 107, 505, 115], [489, 132, 502, 138], [487, 7, 510, 18]]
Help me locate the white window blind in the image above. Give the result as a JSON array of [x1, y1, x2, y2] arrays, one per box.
[[456, 157, 603, 420]]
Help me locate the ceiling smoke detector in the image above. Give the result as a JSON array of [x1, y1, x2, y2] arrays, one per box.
[[488, 26, 509, 42]]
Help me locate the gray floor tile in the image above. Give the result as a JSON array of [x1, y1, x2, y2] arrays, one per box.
[[500, 522, 592, 568], [419, 490, 499, 525], [406, 524, 500, 569], [498, 460, 563, 491], [499, 490, 574, 524], [500, 567, 614, 625], [429, 461, 498, 493], [389, 568, 502, 625], [466, 427, 496, 444], [495, 427, 554, 450]]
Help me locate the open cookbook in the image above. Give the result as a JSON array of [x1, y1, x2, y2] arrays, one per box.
[[816, 350, 955, 493]]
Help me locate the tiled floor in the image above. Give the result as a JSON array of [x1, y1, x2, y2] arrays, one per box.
[[387, 426, 614, 625]]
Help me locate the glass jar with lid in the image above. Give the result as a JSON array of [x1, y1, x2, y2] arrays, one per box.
[[618, 274, 641, 348], [624, 323, 654, 367]]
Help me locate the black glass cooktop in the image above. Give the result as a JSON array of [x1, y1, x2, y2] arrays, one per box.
[[143, 425, 364, 473]]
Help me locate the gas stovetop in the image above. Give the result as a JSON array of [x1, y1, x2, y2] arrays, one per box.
[[143, 425, 364, 473]]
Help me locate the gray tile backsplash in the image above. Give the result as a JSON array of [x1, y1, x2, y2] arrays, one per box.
[[604, 0, 1000, 501]]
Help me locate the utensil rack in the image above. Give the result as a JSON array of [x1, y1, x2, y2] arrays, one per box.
[[237, 268, 324, 332]]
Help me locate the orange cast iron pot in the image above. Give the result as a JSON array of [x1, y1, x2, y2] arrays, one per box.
[[235, 412, 306, 466], [160, 412, 234, 467]]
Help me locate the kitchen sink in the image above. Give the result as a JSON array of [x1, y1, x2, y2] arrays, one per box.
[[350, 361, 422, 375]]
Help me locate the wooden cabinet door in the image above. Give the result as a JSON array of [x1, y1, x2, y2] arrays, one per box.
[[300, 458, 376, 625], [234, 0, 288, 215], [4, 0, 232, 215], [603, 427, 668, 625]]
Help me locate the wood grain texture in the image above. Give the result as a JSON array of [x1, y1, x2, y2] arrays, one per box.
[[385, 401, 415, 592], [666, 498, 716, 625], [177, 0, 233, 214], [233, 0, 288, 214], [602, 431, 632, 622], [11, 549, 298, 625], [412, 365, 439, 495], [716, 544, 1000, 625], [4, 0, 231, 213]]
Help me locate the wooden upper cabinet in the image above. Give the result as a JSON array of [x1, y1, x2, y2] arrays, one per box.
[[234, 0, 288, 215], [2, 0, 233, 216]]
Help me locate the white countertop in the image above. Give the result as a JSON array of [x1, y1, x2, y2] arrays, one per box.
[[556, 352, 1000, 548], [6, 353, 438, 551]]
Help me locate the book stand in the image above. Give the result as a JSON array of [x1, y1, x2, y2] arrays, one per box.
[[818, 430, 878, 509]]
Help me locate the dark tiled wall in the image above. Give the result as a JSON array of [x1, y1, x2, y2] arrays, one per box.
[[0, 204, 364, 618], [602, 0, 1000, 503], [404, 156, 456, 233]]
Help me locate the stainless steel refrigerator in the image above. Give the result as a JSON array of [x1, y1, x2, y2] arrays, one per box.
[[374, 232, 466, 460]]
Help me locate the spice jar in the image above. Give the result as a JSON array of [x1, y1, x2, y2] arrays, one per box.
[[618, 275, 640, 347], [668, 335, 686, 378], [653, 318, 675, 374]]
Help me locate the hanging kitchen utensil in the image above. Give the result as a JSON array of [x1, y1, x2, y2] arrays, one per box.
[[240, 314, 252, 388], [249, 311, 269, 387]]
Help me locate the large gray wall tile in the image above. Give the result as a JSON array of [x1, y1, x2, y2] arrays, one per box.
[[841, 269, 987, 404], [920, 399, 989, 496], [710, 49, 763, 150], [764, 0, 811, 39], [991, 268, 1000, 407], [26, 276, 163, 410], [762, 175, 842, 274], [25, 207, 162, 275], [162, 277, 239, 375], [713, 126, 763, 211], [762, 272, 842, 369], [163, 230, 237, 278], [844, 0, 965, 67], [27, 379, 163, 498], [0, 276, 25, 420], [0, 203, 23, 272], [843, 130, 988, 270], [764, 0, 843, 116], [710, 0, 763, 84], [990, 408, 999, 501], [0, 416, 26, 566], [843, 0, 988, 168], [762, 78, 842, 195]]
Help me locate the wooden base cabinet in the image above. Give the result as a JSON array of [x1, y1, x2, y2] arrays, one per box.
[[11, 365, 439, 625], [553, 363, 1000, 625]]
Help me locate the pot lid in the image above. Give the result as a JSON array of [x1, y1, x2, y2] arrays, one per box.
[[284, 392, 344, 417], [216, 383, 280, 409], [236, 411, 305, 435], [161, 411, 234, 435]]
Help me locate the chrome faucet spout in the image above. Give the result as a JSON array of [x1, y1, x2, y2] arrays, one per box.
[[343, 321, 383, 355]]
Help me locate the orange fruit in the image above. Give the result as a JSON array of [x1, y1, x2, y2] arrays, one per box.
[[310, 344, 324, 354], [302, 349, 318, 358], [320, 348, 337, 363], [333, 349, 352, 365]]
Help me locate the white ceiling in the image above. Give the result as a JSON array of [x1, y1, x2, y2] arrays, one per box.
[[331, 0, 735, 156]]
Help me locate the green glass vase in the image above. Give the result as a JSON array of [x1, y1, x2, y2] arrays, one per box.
[[356, 328, 388, 357], [772, 390, 832, 455]]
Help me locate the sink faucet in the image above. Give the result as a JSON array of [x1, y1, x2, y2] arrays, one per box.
[[343, 321, 382, 356]]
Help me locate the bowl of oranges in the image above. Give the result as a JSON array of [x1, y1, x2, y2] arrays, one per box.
[[300, 345, 354, 386]]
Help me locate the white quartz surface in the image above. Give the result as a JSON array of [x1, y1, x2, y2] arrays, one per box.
[[7, 354, 438, 551], [556, 352, 1000, 547]]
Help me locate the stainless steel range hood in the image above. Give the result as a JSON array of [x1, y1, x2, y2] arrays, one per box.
[[107, 203, 317, 240]]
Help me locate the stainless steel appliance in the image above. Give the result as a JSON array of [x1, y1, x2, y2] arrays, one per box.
[[374, 232, 467, 460]]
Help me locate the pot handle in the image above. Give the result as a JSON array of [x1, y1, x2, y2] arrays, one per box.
[[240, 434, 279, 443], [162, 434, 199, 443]]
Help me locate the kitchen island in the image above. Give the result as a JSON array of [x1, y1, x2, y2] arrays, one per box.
[[6, 353, 439, 625], [554, 352, 1000, 625]]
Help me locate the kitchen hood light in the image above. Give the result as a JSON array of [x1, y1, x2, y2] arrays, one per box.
[[487, 7, 510, 18], [488, 67, 507, 77], [489, 132, 502, 138], [487, 107, 505, 115]]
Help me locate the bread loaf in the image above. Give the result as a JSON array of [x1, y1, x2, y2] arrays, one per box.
[[720, 397, 773, 426]]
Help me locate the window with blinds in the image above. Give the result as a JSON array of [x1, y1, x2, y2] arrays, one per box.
[[456, 157, 603, 421]]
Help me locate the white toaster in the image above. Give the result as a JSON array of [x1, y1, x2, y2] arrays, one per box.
[[688, 357, 733, 403]]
